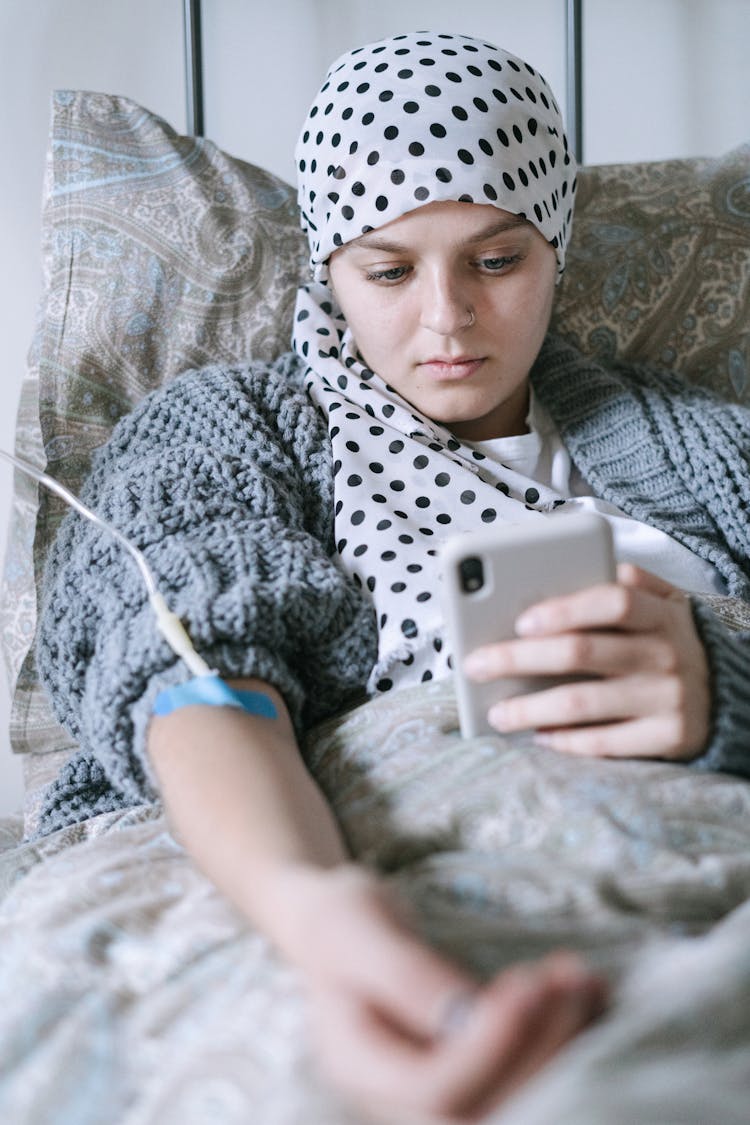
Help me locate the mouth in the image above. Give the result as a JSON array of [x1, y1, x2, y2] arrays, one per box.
[[418, 356, 486, 382]]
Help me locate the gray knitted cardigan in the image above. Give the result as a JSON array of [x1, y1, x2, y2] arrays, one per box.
[[36, 334, 750, 836]]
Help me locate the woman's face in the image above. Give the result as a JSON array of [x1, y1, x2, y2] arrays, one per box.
[[328, 200, 557, 442]]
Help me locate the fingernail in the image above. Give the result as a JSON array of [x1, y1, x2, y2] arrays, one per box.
[[463, 652, 490, 679], [487, 702, 510, 730], [515, 609, 541, 635]]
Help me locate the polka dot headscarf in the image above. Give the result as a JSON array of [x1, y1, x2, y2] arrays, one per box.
[[293, 31, 575, 697], [296, 29, 577, 282]]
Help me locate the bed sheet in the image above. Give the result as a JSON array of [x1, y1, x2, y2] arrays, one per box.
[[1, 668, 750, 1123]]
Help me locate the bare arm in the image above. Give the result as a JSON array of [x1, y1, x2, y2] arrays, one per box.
[[147, 676, 605, 1121], [148, 677, 349, 954]]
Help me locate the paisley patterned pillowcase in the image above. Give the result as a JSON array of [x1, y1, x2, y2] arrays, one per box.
[[553, 149, 750, 400], [4, 90, 309, 760], [3, 89, 749, 765]]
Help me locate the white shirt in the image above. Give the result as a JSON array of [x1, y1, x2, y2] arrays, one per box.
[[469, 393, 726, 597]]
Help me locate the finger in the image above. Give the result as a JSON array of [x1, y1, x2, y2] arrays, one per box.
[[309, 982, 488, 1117], [513, 582, 674, 638], [533, 713, 696, 759], [536, 950, 609, 1008], [487, 673, 682, 734], [426, 955, 607, 1119], [427, 968, 568, 1118], [362, 932, 480, 1043], [616, 562, 686, 600], [309, 988, 428, 1109], [312, 954, 606, 1122], [313, 879, 480, 1041], [474, 964, 607, 1118], [465, 632, 677, 683]]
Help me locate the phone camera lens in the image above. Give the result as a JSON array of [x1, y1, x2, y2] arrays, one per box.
[[459, 556, 484, 593]]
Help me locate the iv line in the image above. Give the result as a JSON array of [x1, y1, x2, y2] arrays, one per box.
[[0, 448, 212, 678]]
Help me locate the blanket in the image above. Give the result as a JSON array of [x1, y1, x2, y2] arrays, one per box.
[[1, 667, 750, 1123]]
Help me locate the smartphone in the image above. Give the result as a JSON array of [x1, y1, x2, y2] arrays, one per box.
[[440, 512, 616, 739]]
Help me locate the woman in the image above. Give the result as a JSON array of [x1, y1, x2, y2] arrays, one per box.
[[37, 30, 750, 1121]]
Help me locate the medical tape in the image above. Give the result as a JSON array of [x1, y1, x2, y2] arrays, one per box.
[[153, 674, 278, 719]]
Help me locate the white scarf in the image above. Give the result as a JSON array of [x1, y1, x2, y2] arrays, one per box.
[[293, 31, 577, 694], [294, 284, 565, 694]]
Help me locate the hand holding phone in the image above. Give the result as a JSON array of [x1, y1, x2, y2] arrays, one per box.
[[440, 513, 616, 739]]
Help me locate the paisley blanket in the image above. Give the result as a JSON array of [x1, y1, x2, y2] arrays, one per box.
[[1, 674, 750, 1123]]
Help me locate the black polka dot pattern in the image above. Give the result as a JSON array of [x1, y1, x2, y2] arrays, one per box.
[[295, 273, 569, 696], [292, 31, 575, 697], [296, 30, 575, 283]]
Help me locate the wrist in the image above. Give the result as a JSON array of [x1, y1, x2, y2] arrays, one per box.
[[247, 860, 365, 963]]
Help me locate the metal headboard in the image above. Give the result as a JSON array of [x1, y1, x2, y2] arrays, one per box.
[[565, 0, 584, 163], [183, 0, 204, 136], [182, 1, 584, 161]]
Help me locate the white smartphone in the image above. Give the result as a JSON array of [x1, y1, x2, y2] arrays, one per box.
[[440, 512, 616, 739]]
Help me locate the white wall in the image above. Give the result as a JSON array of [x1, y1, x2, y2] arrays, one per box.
[[585, 0, 750, 164], [202, 0, 565, 186], [0, 0, 748, 816], [202, 0, 750, 185]]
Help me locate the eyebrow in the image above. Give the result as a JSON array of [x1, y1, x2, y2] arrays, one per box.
[[343, 215, 531, 255]]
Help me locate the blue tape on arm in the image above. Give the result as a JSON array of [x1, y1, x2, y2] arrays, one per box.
[[153, 675, 278, 719]]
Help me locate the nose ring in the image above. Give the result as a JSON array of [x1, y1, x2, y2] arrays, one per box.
[[464, 307, 476, 328]]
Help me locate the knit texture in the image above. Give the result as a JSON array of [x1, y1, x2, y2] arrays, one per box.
[[35, 337, 750, 835], [36, 353, 378, 834], [533, 334, 750, 776], [689, 599, 750, 777], [532, 335, 750, 599]]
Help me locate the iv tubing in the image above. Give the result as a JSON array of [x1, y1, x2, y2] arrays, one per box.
[[0, 448, 212, 677]]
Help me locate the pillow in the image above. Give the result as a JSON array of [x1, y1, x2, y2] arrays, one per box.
[[4, 89, 307, 758], [552, 146, 750, 401], [3, 89, 749, 767]]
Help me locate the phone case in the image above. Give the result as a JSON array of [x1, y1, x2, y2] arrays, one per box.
[[440, 512, 616, 739]]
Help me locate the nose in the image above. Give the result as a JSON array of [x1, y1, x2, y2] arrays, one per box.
[[419, 271, 474, 335]]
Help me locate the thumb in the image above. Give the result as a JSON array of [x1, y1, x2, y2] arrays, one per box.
[[328, 876, 479, 1040], [357, 917, 479, 1041], [617, 562, 681, 599]]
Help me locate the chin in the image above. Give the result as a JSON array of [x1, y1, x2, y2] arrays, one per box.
[[428, 397, 497, 429]]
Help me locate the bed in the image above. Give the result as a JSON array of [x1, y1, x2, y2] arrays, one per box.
[[1, 50, 750, 1125]]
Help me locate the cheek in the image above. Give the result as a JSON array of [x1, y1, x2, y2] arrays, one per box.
[[511, 270, 556, 330], [484, 284, 549, 340], [332, 291, 403, 374], [529, 284, 555, 330], [332, 278, 384, 334], [348, 294, 410, 348]]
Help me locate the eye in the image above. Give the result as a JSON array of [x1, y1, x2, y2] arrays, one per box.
[[365, 265, 411, 283], [478, 254, 522, 273]]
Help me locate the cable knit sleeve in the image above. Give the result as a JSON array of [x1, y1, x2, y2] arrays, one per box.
[[533, 334, 750, 781], [690, 600, 750, 780], [35, 354, 378, 828]]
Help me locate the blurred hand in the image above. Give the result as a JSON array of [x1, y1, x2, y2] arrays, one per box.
[[277, 865, 606, 1122], [464, 563, 711, 761]]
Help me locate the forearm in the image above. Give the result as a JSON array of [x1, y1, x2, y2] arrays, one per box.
[[148, 677, 349, 952], [150, 674, 606, 1121]]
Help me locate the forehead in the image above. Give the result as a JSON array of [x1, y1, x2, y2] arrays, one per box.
[[341, 200, 535, 253]]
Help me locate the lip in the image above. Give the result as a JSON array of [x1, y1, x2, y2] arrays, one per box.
[[419, 356, 486, 381]]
